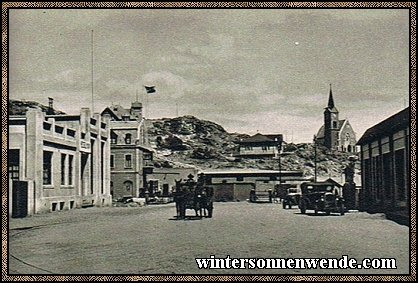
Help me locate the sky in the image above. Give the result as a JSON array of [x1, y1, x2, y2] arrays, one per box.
[[9, 9, 410, 143]]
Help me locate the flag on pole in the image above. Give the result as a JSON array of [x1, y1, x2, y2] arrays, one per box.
[[144, 85, 156, 94]]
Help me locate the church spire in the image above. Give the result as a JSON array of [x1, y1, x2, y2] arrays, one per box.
[[328, 83, 335, 109]]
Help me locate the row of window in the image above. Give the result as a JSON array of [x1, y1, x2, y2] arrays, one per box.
[[110, 154, 132, 169], [109, 152, 152, 169], [242, 146, 273, 151], [110, 132, 133, 145], [43, 151, 74, 186]]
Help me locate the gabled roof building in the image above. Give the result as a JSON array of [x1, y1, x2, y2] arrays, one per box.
[[315, 85, 357, 152], [237, 133, 283, 158]]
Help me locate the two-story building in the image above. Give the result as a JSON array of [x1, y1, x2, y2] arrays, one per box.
[[237, 133, 283, 158], [9, 108, 112, 217], [101, 101, 153, 199]]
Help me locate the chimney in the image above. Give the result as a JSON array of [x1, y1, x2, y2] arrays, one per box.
[[47, 97, 54, 115]]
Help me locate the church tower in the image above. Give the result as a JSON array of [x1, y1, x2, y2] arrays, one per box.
[[324, 84, 339, 150]]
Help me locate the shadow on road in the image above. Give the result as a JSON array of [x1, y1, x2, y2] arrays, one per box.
[[293, 212, 343, 217], [168, 215, 204, 221]]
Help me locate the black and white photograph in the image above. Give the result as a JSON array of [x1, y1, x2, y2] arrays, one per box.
[[3, 2, 414, 280]]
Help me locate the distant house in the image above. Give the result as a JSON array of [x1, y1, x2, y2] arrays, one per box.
[[357, 107, 410, 222], [9, 108, 111, 217], [199, 169, 309, 201], [237, 133, 283, 158], [315, 85, 357, 152], [101, 101, 154, 199]]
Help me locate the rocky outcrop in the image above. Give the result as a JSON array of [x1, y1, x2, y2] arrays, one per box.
[[147, 116, 359, 178]]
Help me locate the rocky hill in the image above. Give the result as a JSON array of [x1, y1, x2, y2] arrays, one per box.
[[146, 115, 360, 179], [9, 99, 65, 115]]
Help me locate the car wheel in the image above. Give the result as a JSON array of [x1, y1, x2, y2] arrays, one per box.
[[300, 201, 306, 214], [325, 210, 331, 215]]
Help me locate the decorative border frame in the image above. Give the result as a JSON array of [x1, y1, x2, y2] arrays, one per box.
[[1, 2, 416, 281]]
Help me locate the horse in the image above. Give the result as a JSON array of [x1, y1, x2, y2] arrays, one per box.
[[174, 179, 186, 219], [174, 178, 203, 219]]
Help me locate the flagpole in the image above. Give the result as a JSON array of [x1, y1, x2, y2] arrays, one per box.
[[91, 29, 94, 113]]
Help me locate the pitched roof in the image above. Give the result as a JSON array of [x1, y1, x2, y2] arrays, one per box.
[[264, 134, 283, 142], [316, 119, 347, 139], [101, 104, 135, 121], [325, 84, 339, 113], [357, 107, 409, 145], [238, 133, 282, 144], [316, 125, 325, 139]]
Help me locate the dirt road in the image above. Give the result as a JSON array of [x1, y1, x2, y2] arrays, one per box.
[[8, 202, 410, 275]]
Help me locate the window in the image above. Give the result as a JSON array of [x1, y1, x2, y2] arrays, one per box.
[[43, 151, 53, 185], [68, 155, 73, 185], [8, 149, 20, 180], [345, 132, 350, 142], [333, 121, 338, 128], [110, 154, 115, 168], [125, 133, 132, 144], [125, 154, 132, 168], [61, 153, 66, 185], [110, 131, 117, 144]]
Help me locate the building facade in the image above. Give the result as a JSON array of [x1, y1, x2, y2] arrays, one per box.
[[316, 85, 357, 152], [237, 133, 283, 158], [357, 107, 410, 217], [200, 169, 310, 201], [101, 101, 153, 199], [9, 108, 112, 217], [146, 167, 198, 196]]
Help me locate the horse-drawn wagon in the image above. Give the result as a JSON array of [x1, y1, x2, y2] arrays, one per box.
[[174, 174, 214, 219]]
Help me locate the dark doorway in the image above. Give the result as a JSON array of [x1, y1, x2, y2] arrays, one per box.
[[162, 184, 169, 196], [12, 180, 28, 218]]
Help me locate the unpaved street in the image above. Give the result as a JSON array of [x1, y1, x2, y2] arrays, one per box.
[[9, 202, 410, 275]]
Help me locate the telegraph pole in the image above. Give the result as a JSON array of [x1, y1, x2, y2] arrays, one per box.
[[314, 135, 317, 182]]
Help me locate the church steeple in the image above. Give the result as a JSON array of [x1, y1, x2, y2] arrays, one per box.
[[328, 84, 335, 109], [323, 84, 339, 150]]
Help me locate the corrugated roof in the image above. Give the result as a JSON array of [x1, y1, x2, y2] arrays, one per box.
[[357, 107, 409, 145]]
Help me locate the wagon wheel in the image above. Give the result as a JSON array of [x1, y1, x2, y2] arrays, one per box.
[[340, 203, 345, 216], [300, 201, 306, 214]]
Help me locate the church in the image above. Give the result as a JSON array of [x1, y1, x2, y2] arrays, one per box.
[[315, 85, 357, 153]]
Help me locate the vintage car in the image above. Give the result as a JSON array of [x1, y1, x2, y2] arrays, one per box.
[[298, 181, 345, 215], [282, 188, 301, 209]]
